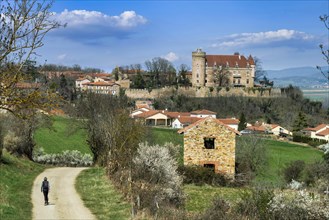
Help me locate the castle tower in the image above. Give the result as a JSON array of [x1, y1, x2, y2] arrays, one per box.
[[192, 49, 206, 87]]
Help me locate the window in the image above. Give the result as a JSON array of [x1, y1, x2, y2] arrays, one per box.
[[204, 137, 215, 149], [247, 79, 249, 84], [204, 164, 215, 172]]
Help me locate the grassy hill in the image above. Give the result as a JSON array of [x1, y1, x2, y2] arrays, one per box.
[[0, 152, 45, 219], [34, 116, 91, 154]]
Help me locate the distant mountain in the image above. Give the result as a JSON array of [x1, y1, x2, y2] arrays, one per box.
[[265, 66, 328, 88]]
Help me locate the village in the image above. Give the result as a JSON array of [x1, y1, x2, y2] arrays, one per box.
[[1, 1, 329, 220]]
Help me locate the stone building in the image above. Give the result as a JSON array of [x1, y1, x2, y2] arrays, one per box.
[[178, 117, 240, 178], [192, 49, 255, 88]]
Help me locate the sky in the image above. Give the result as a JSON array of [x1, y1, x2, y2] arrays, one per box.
[[36, 0, 329, 72]]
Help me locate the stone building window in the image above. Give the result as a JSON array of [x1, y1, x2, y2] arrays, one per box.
[[204, 163, 215, 172], [204, 137, 215, 149], [247, 79, 249, 84]]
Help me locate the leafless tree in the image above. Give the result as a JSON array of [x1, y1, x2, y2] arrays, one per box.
[[254, 57, 267, 82], [316, 14, 329, 82], [0, 0, 62, 117], [213, 65, 230, 87]]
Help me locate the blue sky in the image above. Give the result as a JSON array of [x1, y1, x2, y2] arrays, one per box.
[[37, 0, 329, 72]]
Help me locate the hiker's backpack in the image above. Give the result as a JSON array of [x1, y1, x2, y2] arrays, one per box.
[[43, 180, 49, 191]]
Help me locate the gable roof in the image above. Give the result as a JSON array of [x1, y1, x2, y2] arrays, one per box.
[[218, 118, 239, 125], [178, 117, 240, 135], [316, 128, 329, 136], [190, 109, 216, 115], [305, 124, 327, 132], [205, 54, 255, 68], [175, 116, 201, 124]]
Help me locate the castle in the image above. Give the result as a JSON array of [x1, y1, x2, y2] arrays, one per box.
[[192, 49, 255, 88]]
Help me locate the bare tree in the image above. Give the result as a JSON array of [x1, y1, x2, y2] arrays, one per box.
[[316, 14, 329, 82], [0, 0, 62, 117], [145, 57, 175, 87], [213, 65, 230, 87], [254, 57, 267, 82]]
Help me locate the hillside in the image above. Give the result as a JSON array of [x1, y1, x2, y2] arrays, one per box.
[[266, 66, 328, 88]]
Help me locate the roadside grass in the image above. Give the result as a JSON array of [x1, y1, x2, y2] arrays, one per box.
[[0, 151, 45, 219], [184, 184, 245, 213], [76, 167, 130, 220], [255, 139, 323, 185], [34, 116, 91, 154]]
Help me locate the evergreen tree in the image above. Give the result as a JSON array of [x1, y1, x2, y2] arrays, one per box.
[[238, 112, 247, 131], [292, 112, 308, 132]]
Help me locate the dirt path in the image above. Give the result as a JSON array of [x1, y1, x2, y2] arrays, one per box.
[[32, 167, 96, 220]]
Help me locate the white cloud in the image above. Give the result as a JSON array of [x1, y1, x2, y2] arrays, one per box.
[[211, 29, 315, 48], [51, 9, 147, 41], [57, 54, 67, 60], [163, 52, 179, 62], [54, 9, 147, 28]]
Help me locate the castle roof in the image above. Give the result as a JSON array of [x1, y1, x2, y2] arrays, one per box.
[[205, 54, 255, 68]]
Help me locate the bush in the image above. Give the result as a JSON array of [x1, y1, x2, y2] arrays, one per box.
[[282, 160, 305, 183], [269, 190, 329, 219], [32, 147, 93, 166], [132, 142, 184, 215], [235, 188, 274, 220], [293, 134, 327, 147], [177, 165, 227, 186], [303, 161, 329, 186], [195, 197, 231, 220]]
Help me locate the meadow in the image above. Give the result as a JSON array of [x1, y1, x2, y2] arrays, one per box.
[[1, 116, 323, 218], [36, 117, 322, 214]]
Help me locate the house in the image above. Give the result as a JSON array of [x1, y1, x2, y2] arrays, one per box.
[[303, 124, 329, 141], [218, 118, 240, 131], [192, 49, 255, 88], [190, 109, 217, 118], [178, 117, 240, 178], [246, 123, 291, 136], [75, 77, 91, 91], [172, 116, 201, 129], [82, 81, 120, 95]]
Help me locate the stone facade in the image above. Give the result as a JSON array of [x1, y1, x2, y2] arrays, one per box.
[[178, 117, 238, 178], [192, 49, 255, 88]]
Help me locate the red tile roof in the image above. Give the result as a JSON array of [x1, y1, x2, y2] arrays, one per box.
[[178, 117, 240, 135], [218, 118, 240, 125], [206, 54, 255, 68], [316, 128, 329, 136], [190, 109, 216, 115], [133, 110, 160, 118], [304, 124, 327, 132], [176, 116, 202, 124]]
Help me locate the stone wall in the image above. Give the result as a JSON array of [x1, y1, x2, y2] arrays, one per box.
[[183, 117, 236, 178], [124, 86, 281, 99]]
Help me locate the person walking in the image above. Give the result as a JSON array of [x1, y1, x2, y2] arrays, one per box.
[[41, 177, 50, 205]]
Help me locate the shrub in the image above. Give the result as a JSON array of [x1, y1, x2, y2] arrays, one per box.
[[269, 190, 329, 219], [195, 197, 231, 220], [132, 142, 184, 215], [177, 165, 227, 186], [235, 188, 274, 220], [282, 160, 305, 183], [32, 147, 93, 166], [303, 161, 329, 186]]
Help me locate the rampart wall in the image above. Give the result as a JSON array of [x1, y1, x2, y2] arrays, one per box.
[[124, 86, 282, 99]]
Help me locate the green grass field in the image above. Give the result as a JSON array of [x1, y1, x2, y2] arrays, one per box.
[[0, 151, 45, 219], [255, 139, 323, 185], [34, 116, 91, 154], [76, 167, 130, 220]]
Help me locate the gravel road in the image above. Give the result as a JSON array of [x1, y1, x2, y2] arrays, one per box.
[[32, 167, 96, 220]]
